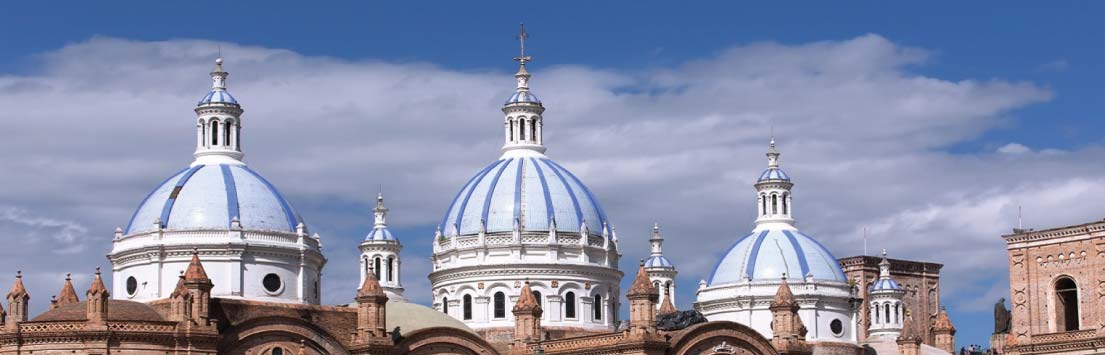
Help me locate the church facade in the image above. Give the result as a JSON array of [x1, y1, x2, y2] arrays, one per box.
[[0, 27, 958, 355], [999, 220, 1105, 355]]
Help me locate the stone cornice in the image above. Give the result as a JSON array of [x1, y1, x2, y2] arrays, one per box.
[[429, 264, 624, 285]]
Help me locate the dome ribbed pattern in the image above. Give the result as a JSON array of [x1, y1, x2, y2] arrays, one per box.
[[126, 164, 303, 234], [439, 157, 609, 237], [709, 228, 846, 285]]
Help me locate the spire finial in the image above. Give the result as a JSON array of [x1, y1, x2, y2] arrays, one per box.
[[514, 22, 532, 65], [766, 135, 780, 168]]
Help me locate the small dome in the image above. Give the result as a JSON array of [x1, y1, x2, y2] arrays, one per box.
[[870, 277, 902, 291], [757, 167, 790, 182], [385, 301, 475, 335], [439, 157, 609, 237], [365, 227, 395, 241], [709, 228, 846, 285], [505, 91, 541, 104], [198, 89, 238, 105], [645, 255, 674, 268], [32, 300, 165, 322], [126, 164, 303, 234]]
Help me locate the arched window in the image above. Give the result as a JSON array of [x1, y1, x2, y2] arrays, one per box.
[[884, 303, 891, 324], [387, 256, 395, 282], [463, 294, 473, 320], [520, 119, 527, 141], [771, 194, 778, 214], [200, 122, 207, 147], [894, 303, 899, 323], [211, 121, 219, 146], [374, 257, 382, 280], [873, 303, 880, 324], [593, 294, 603, 320], [761, 194, 767, 215], [509, 120, 515, 141], [1055, 277, 1079, 331], [271, 347, 284, 355], [494, 292, 506, 319], [532, 291, 542, 311], [782, 193, 788, 214], [530, 120, 537, 142], [565, 292, 576, 319], [224, 120, 231, 147], [442, 297, 449, 314]]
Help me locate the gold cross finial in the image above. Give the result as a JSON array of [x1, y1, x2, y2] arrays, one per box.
[[514, 22, 532, 64]]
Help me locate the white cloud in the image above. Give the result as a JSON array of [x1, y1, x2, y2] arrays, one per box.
[[0, 35, 1075, 327], [997, 142, 1031, 154]]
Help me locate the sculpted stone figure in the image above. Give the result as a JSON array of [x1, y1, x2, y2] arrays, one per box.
[[994, 298, 1011, 334]]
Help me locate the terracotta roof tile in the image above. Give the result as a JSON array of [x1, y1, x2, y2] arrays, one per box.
[[56, 273, 80, 306], [86, 267, 108, 297], [7, 271, 29, 301], [184, 252, 210, 281], [626, 261, 657, 297], [356, 267, 386, 299], [512, 281, 541, 312], [771, 276, 795, 307]]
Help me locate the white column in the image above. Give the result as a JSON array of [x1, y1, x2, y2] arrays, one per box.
[[196, 122, 203, 149], [513, 117, 522, 143], [475, 296, 490, 323], [230, 122, 238, 150], [524, 117, 532, 142], [504, 121, 511, 144], [297, 253, 305, 302], [536, 119, 543, 145]]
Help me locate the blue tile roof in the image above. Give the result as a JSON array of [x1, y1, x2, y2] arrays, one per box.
[[440, 157, 609, 237], [709, 228, 847, 285], [126, 164, 302, 234]]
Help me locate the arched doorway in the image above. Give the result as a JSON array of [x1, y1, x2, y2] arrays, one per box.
[[1055, 277, 1079, 331]]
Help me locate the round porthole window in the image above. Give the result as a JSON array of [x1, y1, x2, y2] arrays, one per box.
[[262, 273, 283, 294], [126, 276, 138, 297], [830, 319, 844, 337]]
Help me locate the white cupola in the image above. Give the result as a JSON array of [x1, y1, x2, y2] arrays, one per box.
[[360, 191, 406, 302], [754, 137, 795, 229], [501, 23, 547, 157], [193, 57, 245, 166], [644, 223, 677, 309], [867, 250, 907, 340]]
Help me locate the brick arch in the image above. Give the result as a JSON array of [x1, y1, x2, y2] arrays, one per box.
[[218, 316, 350, 355], [668, 321, 779, 355], [397, 326, 500, 355]]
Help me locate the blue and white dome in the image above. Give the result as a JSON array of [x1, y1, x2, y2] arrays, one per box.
[[757, 167, 790, 182], [505, 91, 540, 104], [198, 89, 238, 106], [365, 227, 395, 241], [439, 157, 609, 237], [644, 255, 674, 268], [869, 277, 902, 291], [709, 228, 846, 285], [125, 164, 303, 234]]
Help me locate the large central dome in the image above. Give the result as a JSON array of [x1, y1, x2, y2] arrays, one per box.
[[126, 164, 303, 234], [439, 156, 609, 237]]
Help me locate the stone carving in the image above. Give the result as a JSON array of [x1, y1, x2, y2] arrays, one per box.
[[1013, 287, 1027, 307], [710, 341, 736, 354], [994, 298, 1011, 334], [656, 310, 709, 331]]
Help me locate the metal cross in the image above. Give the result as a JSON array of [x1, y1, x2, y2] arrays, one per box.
[[514, 22, 532, 64]]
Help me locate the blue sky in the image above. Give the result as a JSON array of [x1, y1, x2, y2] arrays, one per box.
[[2, 1, 1103, 349]]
